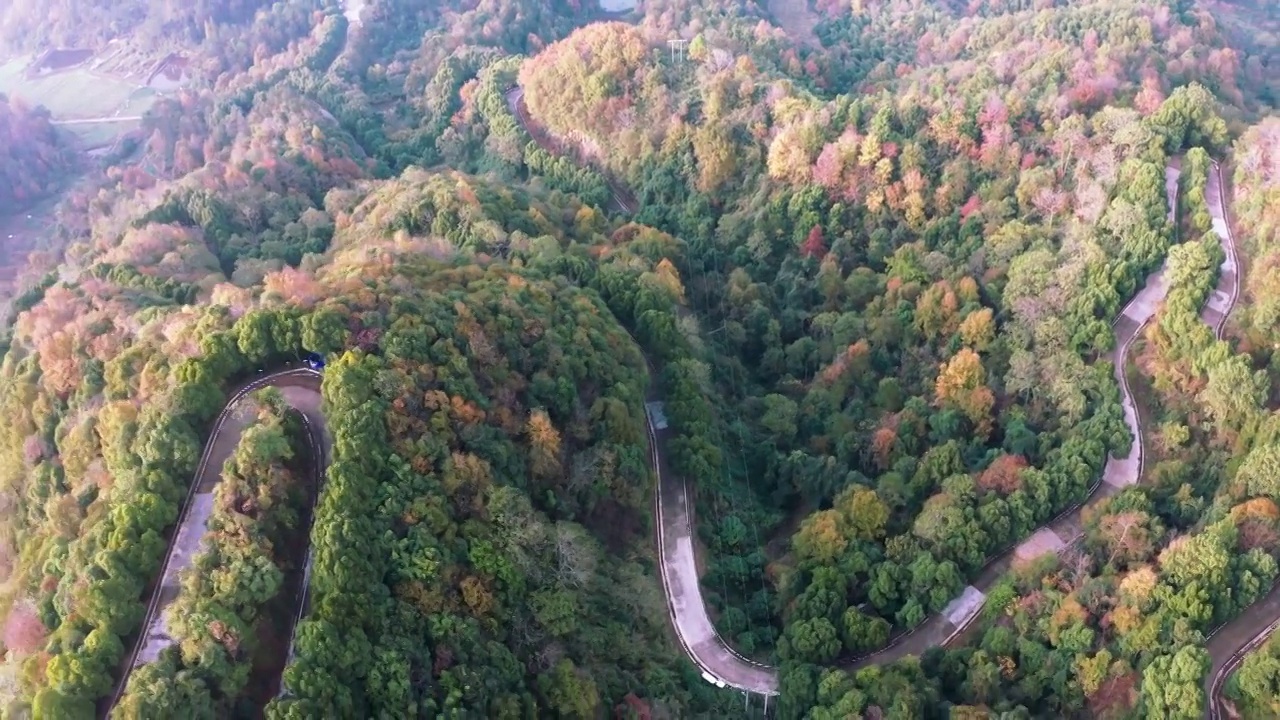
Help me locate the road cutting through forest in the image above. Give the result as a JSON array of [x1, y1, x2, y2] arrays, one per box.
[[1201, 159, 1266, 720], [636, 161, 1185, 695], [105, 370, 328, 715], [504, 87, 636, 214], [647, 155, 1257, 712], [509, 78, 1260, 704], [109, 142, 1257, 710], [506, 68, 1257, 699]]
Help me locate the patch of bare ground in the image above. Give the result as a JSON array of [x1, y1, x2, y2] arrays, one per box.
[[145, 53, 192, 91], [1088, 671, 1139, 719], [26, 48, 94, 77], [767, 0, 821, 47]]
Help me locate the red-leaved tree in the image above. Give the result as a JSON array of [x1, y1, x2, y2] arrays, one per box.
[[802, 225, 827, 259], [3, 601, 47, 655]]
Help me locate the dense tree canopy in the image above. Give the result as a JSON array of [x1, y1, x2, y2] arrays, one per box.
[[0, 0, 302, 55], [117, 388, 310, 717], [0, 95, 76, 213], [0, 0, 1277, 717]]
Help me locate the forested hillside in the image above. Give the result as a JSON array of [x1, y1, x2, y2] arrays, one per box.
[[0, 96, 76, 213], [1225, 628, 1280, 716], [519, 0, 1231, 653], [117, 387, 311, 716], [0, 154, 730, 716], [0, 0, 1277, 717], [514, 0, 1278, 715], [0, 0, 288, 55], [1231, 118, 1280, 350]]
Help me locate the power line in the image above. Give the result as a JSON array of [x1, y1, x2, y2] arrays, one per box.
[[687, 232, 773, 662]]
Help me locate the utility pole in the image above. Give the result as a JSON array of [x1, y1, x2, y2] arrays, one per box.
[[668, 37, 688, 65]]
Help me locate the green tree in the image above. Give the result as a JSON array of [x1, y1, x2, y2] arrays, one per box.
[[1231, 636, 1280, 716], [835, 486, 890, 541], [31, 688, 94, 720], [783, 617, 842, 664], [302, 306, 350, 355], [538, 660, 599, 719], [1140, 646, 1208, 720], [759, 393, 799, 447], [116, 658, 217, 720], [841, 607, 890, 654]]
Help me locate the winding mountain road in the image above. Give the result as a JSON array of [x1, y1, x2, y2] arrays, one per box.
[[644, 155, 1259, 706], [111, 128, 1264, 713], [1202, 159, 1270, 720], [105, 370, 327, 716], [473, 81, 1275, 703], [504, 87, 636, 214], [639, 167, 1190, 694]]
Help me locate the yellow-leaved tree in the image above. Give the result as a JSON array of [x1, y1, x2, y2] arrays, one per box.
[[935, 348, 995, 439]]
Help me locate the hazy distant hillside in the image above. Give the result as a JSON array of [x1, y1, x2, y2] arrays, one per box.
[[0, 0, 284, 54], [0, 95, 74, 213]]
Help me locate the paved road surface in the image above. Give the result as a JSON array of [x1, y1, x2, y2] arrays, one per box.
[[648, 390, 779, 693], [505, 87, 635, 214], [106, 370, 327, 715], [109, 153, 1264, 712], [50, 116, 143, 125], [647, 157, 1257, 697], [1201, 160, 1260, 720], [1200, 161, 1240, 340]]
